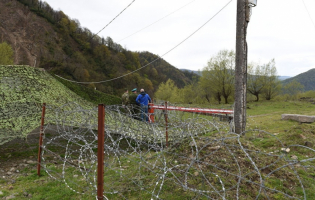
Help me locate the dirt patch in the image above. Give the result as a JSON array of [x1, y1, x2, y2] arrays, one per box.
[[0, 127, 41, 180]]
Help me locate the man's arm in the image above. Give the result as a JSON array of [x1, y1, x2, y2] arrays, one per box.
[[135, 95, 140, 105]]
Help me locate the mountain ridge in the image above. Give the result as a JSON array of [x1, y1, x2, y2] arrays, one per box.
[[282, 68, 315, 91], [0, 0, 192, 97]]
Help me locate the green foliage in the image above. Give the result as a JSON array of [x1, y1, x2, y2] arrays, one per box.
[[282, 79, 304, 100], [138, 51, 192, 88], [154, 79, 180, 102], [53, 74, 121, 105], [0, 42, 14, 65], [200, 49, 235, 104], [247, 62, 268, 101], [178, 83, 207, 104], [4, 1, 195, 99], [282, 68, 315, 91], [262, 59, 281, 100], [302, 90, 315, 98], [0, 65, 95, 144], [248, 59, 281, 101]]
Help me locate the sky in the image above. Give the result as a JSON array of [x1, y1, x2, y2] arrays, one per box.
[[43, 0, 315, 77]]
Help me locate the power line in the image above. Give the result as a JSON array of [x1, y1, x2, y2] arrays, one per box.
[[118, 0, 197, 43], [301, 0, 315, 31], [90, 0, 137, 40], [55, 0, 233, 84]]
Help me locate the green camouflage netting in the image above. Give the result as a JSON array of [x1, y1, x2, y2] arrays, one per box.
[[0, 65, 93, 145]]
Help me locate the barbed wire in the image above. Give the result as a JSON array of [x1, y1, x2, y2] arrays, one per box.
[[35, 102, 315, 199]]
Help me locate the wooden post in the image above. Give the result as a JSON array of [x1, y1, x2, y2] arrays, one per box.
[[37, 103, 46, 176], [97, 104, 105, 200], [164, 102, 168, 148], [234, 0, 249, 135]]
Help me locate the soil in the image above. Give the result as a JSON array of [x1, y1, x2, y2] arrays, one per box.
[[0, 127, 41, 181]]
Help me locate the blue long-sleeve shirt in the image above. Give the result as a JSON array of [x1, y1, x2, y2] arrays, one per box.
[[136, 92, 151, 106]]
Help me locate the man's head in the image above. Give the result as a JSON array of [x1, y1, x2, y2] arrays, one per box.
[[140, 88, 144, 93], [124, 88, 128, 93], [131, 88, 137, 93]]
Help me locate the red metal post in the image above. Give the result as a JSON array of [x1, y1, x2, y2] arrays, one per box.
[[37, 103, 46, 176], [97, 104, 105, 200], [148, 102, 155, 123], [164, 102, 168, 148]]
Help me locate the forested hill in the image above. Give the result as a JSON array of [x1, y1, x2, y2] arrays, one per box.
[[0, 0, 192, 97], [282, 68, 315, 91], [138, 52, 192, 88]]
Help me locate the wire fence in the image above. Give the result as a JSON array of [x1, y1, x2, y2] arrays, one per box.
[[35, 102, 315, 199]]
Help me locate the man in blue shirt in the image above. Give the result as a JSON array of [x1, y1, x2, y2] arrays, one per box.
[[136, 88, 151, 121]]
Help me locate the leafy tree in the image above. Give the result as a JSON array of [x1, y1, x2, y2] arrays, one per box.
[[200, 50, 235, 104], [179, 82, 203, 104], [142, 78, 154, 95], [282, 79, 304, 98], [154, 79, 180, 102], [262, 59, 281, 100], [247, 62, 267, 101], [0, 42, 14, 65], [247, 59, 280, 101]]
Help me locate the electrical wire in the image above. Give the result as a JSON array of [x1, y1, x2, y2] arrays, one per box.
[[301, 0, 315, 31], [90, 0, 137, 40], [55, 0, 234, 84], [117, 0, 197, 43]]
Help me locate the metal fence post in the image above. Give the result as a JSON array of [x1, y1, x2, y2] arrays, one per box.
[[148, 101, 155, 123], [97, 104, 105, 200], [164, 101, 168, 148], [37, 103, 46, 176]]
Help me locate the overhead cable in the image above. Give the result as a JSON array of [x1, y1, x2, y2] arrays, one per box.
[[55, 0, 233, 84], [90, 0, 136, 40], [118, 0, 197, 43], [301, 0, 315, 31]]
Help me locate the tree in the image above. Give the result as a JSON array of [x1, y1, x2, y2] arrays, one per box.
[[247, 62, 266, 101], [282, 80, 304, 98], [200, 50, 235, 104], [0, 42, 14, 65], [179, 82, 202, 104], [154, 79, 180, 102], [262, 59, 281, 100], [247, 59, 280, 101]]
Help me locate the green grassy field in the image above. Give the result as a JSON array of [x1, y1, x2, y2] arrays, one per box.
[[1, 99, 315, 199]]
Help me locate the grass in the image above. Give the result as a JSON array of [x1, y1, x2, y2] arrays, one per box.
[[1, 99, 315, 199]]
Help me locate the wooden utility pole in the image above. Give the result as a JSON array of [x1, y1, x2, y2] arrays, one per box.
[[234, 0, 249, 134]]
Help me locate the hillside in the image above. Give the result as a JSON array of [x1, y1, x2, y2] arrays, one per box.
[[0, 0, 192, 97], [282, 68, 315, 91]]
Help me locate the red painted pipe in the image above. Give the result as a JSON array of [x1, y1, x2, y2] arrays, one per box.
[[152, 105, 233, 115], [37, 103, 46, 176], [164, 102, 168, 148], [97, 104, 105, 200]]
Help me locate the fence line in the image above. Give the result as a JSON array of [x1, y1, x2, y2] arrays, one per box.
[[33, 102, 315, 199]]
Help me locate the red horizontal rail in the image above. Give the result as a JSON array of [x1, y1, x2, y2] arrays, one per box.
[[151, 105, 233, 115]]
